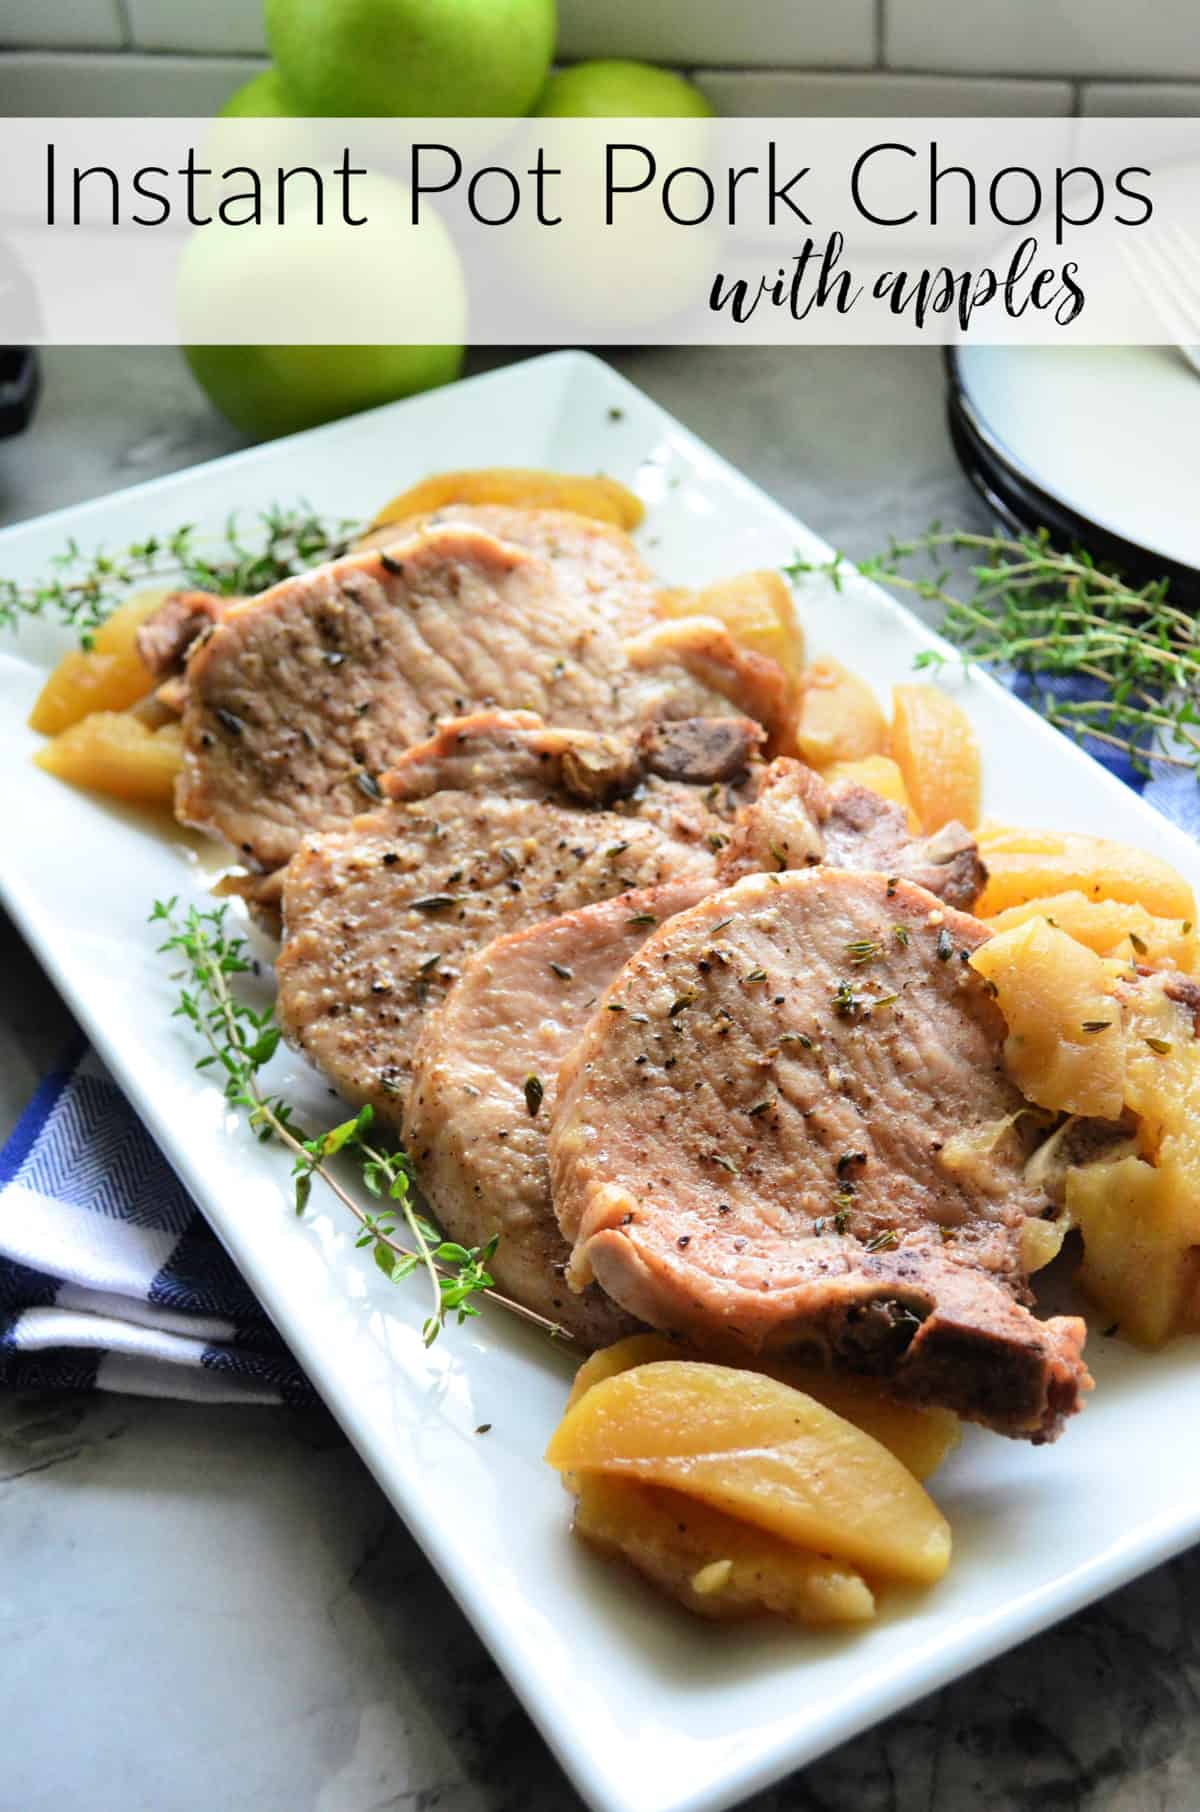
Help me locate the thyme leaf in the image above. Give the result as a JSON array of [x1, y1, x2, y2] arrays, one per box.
[[832, 978, 866, 1017], [4, 504, 360, 647], [785, 530, 1200, 781], [845, 937, 881, 966], [151, 898, 568, 1349]]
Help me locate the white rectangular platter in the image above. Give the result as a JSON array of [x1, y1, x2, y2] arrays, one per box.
[[3, 350, 1200, 1812]]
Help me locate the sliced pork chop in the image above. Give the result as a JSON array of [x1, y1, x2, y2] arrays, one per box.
[[276, 723, 727, 1122], [721, 757, 985, 910], [143, 503, 653, 697], [356, 503, 659, 637], [549, 867, 1090, 1441], [178, 517, 788, 870], [823, 787, 984, 905], [364, 507, 791, 737], [179, 524, 619, 870], [149, 503, 660, 695], [622, 615, 790, 743], [636, 716, 766, 787], [404, 874, 714, 1346], [381, 708, 763, 804]]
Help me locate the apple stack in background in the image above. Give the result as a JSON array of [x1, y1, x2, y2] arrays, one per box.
[[183, 1, 712, 438]]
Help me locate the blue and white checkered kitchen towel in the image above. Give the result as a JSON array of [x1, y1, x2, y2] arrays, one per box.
[[0, 1041, 312, 1404], [1, 669, 1195, 1403]]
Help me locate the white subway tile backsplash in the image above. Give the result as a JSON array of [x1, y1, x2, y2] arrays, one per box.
[[0, 51, 266, 115], [694, 70, 1073, 118], [125, 0, 267, 56], [123, 0, 872, 64], [557, 0, 875, 69], [1081, 83, 1200, 116], [1, 0, 123, 52], [887, 0, 1200, 81], [4, 12, 1198, 125]]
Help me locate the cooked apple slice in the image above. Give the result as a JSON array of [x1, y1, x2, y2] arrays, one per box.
[[984, 891, 1196, 972], [891, 683, 982, 833], [546, 1360, 952, 1585], [970, 916, 1125, 1119], [976, 826, 1195, 922], [571, 1474, 876, 1625], [565, 1335, 959, 1481], [29, 588, 170, 735], [362, 468, 645, 535], [35, 711, 182, 808], [792, 655, 888, 767]]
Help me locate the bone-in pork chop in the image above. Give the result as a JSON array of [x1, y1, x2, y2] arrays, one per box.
[[276, 718, 730, 1122], [177, 517, 787, 870], [549, 867, 1090, 1440], [721, 758, 985, 910], [404, 874, 714, 1346]]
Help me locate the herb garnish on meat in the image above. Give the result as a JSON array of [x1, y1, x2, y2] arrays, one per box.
[[845, 938, 881, 966], [151, 898, 567, 1348]]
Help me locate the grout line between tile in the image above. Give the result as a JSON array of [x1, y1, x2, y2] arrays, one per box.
[[0, 46, 267, 64], [688, 64, 1077, 86], [882, 58, 1185, 85], [1, 45, 1196, 99]]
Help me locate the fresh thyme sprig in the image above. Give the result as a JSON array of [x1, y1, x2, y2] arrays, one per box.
[[3, 505, 361, 647], [151, 897, 568, 1349], [785, 528, 1200, 779]]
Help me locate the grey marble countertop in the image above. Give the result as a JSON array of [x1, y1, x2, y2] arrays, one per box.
[[2, 348, 1196, 1812]]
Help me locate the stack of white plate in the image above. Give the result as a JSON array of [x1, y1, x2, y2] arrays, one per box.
[[947, 345, 1200, 604]]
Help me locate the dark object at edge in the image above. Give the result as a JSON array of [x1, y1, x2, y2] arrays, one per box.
[[0, 348, 39, 438]]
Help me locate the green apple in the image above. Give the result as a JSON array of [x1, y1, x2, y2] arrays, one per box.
[[207, 70, 313, 174], [508, 61, 718, 333], [533, 59, 714, 119], [264, 0, 556, 118], [178, 173, 466, 439], [183, 342, 463, 438], [218, 68, 298, 117]]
